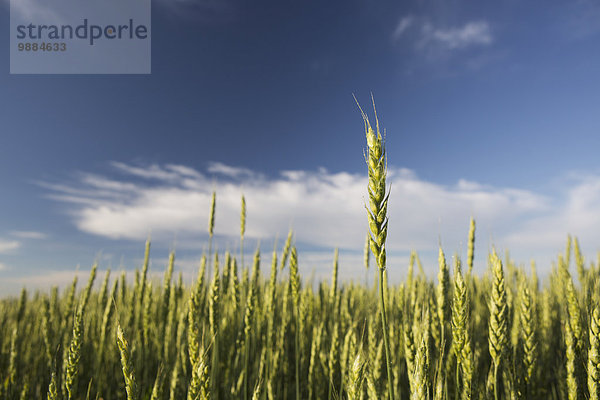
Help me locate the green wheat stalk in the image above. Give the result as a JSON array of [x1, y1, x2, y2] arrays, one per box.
[[488, 251, 507, 400], [588, 306, 600, 400], [358, 95, 394, 400], [65, 308, 83, 400]]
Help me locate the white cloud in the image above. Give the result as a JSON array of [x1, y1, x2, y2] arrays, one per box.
[[39, 161, 600, 277], [42, 162, 581, 273], [11, 231, 47, 239], [423, 21, 493, 50], [0, 240, 20, 253], [503, 174, 600, 252], [0, 262, 8, 271]]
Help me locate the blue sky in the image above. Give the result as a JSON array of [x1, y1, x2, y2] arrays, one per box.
[[2, 0, 600, 293]]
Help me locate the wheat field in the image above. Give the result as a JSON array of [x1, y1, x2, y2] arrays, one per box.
[[1, 108, 599, 400]]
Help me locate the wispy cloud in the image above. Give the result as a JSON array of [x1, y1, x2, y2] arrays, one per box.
[[392, 16, 415, 41], [11, 231, 47, 240], [0, 262, 8, 271], [422, 21, 492, 50], [207, 162, 258, 180], [393, 17, 493, 53], [0, 240, 21, 253], [110, 162, 197, 182]]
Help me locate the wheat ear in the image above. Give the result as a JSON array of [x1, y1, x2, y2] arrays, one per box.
[[360, 95, 394, 400], [488, 251, 507, 400], [117, 322, 138, 400]]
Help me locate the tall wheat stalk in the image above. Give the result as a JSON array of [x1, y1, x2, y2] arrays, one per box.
[[359, 96, 394, 400], [65, 308, 83, 400]]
